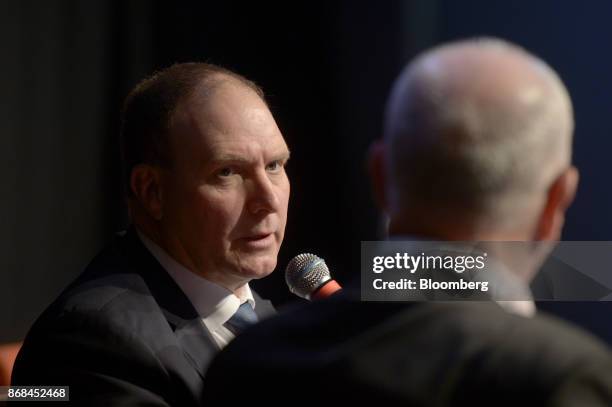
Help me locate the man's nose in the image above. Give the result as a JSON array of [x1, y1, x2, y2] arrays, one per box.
[[247, 172, 280, 215]]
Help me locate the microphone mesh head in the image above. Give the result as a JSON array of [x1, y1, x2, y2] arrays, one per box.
[[285, 253, 331, 299]]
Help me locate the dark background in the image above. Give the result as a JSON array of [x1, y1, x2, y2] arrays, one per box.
[[2, 0, 612, 343]]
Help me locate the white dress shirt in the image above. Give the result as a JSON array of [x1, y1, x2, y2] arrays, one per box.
[[137, 230, 255, 349], [485, 255, 535, 317]]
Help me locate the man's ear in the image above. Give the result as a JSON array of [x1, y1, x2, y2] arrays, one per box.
[[130, 164, 164, 221], [367, 139, 389, 212], [535, 166, 579, 240]]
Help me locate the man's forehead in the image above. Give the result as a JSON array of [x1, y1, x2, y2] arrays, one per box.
[[170, 78, 284, 145], [204, 135, 290, 161], [191, 104, 287, 155], [173, 121, 288, 169], [171, 76, 258, 120]]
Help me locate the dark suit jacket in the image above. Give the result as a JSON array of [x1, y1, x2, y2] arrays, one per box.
[[533, 256, 612, 345], [203, 290, 612, 406], [11, 228, 275, 406]]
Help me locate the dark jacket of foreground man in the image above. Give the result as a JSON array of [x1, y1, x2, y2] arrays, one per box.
[[203, 291, 612, 406]]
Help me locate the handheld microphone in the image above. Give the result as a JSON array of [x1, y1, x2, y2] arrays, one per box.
[[285, 253, 342, 300]]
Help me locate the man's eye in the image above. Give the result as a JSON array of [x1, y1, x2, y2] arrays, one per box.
[[266, 161, 283, 173], [217, 167, 235, 177]]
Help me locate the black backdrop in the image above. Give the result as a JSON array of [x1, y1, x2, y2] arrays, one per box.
[[3, 0, 612, 343]]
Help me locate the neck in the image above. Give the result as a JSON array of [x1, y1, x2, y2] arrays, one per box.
[[387, 215, 548, 284]]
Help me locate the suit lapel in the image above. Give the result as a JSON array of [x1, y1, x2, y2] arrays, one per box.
[[122, 227, 218, 380], [172, 318, 218, 380], [121, 227, 278, 379]]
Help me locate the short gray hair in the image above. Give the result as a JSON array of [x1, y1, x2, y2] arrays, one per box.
[[384, 38, 573, 223]]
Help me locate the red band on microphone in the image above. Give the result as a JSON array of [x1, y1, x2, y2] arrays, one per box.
[[311, 280, 342, 300]]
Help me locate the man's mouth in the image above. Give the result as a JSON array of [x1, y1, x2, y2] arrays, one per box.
[[239, 233, 275, 249]]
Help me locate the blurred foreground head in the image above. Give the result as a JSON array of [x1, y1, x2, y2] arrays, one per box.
[[369, 38, 578, 241]]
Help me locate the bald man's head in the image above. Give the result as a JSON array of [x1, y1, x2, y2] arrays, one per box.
[[373, 38, 577, 239]]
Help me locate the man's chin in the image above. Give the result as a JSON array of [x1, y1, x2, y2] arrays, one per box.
[[233, 254, 277, 280]]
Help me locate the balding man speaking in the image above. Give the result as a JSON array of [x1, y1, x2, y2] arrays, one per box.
[[12, 63, 290, 405], [203, 39, 612, 406]]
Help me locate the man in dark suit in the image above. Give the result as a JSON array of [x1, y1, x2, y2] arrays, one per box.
[[11, 63, 290, 405], [202, 38, 612, 405]]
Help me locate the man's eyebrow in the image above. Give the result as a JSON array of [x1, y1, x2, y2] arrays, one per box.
[[208, 154, 251, 164], [207, 149, 291, 165]]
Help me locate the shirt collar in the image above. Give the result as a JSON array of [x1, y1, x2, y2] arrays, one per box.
[[136, 230, 255, 327]]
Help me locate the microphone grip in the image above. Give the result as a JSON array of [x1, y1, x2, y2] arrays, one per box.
[[311, 279, 342, 300]]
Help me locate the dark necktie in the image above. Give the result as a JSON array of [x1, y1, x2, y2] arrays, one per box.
[[224, 302, 258, 335]]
